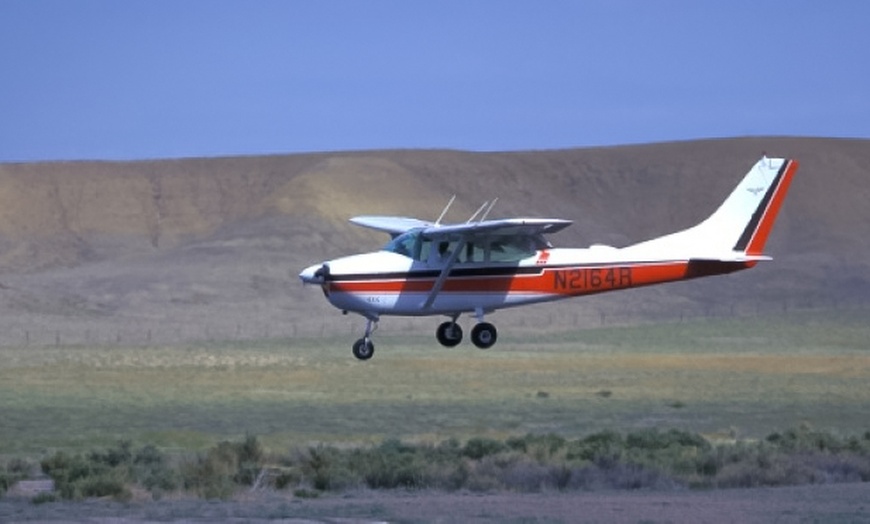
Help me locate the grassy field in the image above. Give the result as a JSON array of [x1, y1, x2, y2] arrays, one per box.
[[1, 309, 869, 456]]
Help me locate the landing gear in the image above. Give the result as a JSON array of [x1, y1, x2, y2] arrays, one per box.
[[352, 338, 374, 360], [433, 311, 498, 350], [436, 319, 463, 347], [352, 317, 377, 360], [471, 322, 497, 349]]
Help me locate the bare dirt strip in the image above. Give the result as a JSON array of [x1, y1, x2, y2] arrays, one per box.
[[3, 483, 870, 523]]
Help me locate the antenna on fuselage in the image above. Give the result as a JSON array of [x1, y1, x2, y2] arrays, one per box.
[[434, 195, 456, 226]]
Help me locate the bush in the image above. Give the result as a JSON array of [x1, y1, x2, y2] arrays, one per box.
[[41, 449, 131, 501], [41, 440, 177, 501], [31, 492, 58, 505], [25, 428, 870, 499], [0, 458, 30, 496], [297, 445, 358, 492], [625, 428, 710, 451], [569, 463, 678, 491], [506, 433, 566, 461], [181, 435, 264, 499], [463, 437, 506, 460], [355, 441, 431, 489], [567, 430, 625, 465]]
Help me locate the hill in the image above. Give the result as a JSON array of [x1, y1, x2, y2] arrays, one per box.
[[0, 137, 867, 346]]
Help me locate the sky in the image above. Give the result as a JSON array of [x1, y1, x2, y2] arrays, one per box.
[[1, 1, 868, 162]]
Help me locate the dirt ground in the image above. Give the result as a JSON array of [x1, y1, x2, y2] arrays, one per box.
[[3, 482, 870, 523]]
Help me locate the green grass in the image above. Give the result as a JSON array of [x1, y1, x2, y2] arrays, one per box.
[[1, 309, 869, 455]]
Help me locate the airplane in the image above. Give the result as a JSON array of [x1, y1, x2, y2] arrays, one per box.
[[300, 156, 798, 360]]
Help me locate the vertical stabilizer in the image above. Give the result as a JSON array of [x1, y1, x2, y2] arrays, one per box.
[[625, 157, 799, 260], [732, 158, 799, 256]]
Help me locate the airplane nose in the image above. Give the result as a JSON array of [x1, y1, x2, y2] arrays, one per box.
[[299, 263, 327, 285]]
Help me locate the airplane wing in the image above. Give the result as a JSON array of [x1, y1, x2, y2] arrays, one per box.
[[350, 216, 435, 236], [351, 215, 572, 239], [421, 218, 573, 239]]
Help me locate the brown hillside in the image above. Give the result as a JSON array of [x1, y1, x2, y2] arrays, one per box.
[[0, 137, 867, 345]]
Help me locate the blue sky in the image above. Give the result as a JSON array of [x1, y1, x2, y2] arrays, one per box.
[[2, 1, 868, 162]]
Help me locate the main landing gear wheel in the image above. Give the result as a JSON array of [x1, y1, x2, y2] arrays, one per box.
[[352, 338, 374, 360], [471, 322, 497, 349], [436, 321, 463, 347]]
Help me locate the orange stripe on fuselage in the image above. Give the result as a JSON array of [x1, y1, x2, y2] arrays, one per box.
[[327, 260, 726, 297]]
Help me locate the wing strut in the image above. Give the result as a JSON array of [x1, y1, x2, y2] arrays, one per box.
[[479, 198, 498, 222], [466, 201, 489, 223], [434, 195, 456, 226], [422, 238, 467, 310]]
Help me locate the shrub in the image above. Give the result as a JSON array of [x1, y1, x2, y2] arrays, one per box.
[[463, 437, 506, 460], [274, 468, 302, 490], [355, 442, 430, 489], [31, 492, 58, 505], [0, 473, 10, 495], [181, 436, 264, 499], [625, 428, 709, 451], [766, 426, 851, 454], [569, 463, 679, 491], [500, 460, 572, 492], [78, 472, 130, 501], [40, 448, 131, 501], [297, 445, 359, 492], [29, 428, 870, 499], [89, 440, 133, 467], [567, 430, 625, 464], [132, 444, 179, 496], [0, 458, 29, 496], [506, 433, 566, 461]]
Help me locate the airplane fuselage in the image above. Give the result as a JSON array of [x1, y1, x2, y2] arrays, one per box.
[[305, 247, 750, 318]]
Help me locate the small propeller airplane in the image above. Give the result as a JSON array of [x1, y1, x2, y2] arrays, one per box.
[[300, 157, 798, 360]]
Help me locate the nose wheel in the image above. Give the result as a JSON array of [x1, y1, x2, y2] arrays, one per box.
[[352, 317, 377, 360], [352, 338, 374, 360]]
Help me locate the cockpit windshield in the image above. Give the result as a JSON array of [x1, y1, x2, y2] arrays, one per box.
[[383, 228, 550, 264], [383, 229, 423, 259]]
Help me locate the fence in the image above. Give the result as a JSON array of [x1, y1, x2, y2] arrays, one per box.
[[2, 296, 865, 349]]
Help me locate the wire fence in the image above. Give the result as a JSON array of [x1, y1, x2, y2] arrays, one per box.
[[2, 296, 865, 349]]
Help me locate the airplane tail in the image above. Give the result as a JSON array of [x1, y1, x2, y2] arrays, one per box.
[[626, 157, 799, 261]]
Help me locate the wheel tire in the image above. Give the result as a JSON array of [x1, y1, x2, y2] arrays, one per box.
[[471, 322, 497, 349], [352, 338, 374, 360], [436, 321, 463, 347]]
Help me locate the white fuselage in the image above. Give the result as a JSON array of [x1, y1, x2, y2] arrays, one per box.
[[300, 245, 730, 318]]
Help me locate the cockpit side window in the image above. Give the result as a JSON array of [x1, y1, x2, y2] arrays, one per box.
[[425, 237, 461, 265], [489, 235, 535, 262]]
